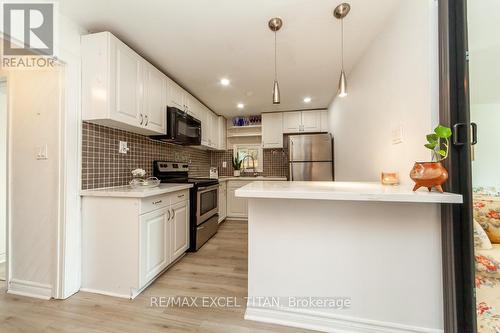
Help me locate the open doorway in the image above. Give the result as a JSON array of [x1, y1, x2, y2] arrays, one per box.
[[0, 78, 5, 281], [467, 0, 500, 332]]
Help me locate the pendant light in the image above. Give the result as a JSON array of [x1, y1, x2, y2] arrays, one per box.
[[334, 3, 350, 98], [269, 17, 283, 104]]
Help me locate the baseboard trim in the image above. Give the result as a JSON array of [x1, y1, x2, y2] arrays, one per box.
[[8, 279, 53, 300], [79, 288, 131, 299], [245, 306, 443, 333]]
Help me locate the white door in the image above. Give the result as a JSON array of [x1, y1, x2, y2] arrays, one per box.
[[282, 111, 302, 133], [227, 182, 249, 218], [139, 208, 170, 286], [167, 79, 185, 110], [144, 64, 166, 133], [262, 113, 284, 148], [170, 201, 189, 261], [114, 42, 142, 126], [301, 111, 322, 132]]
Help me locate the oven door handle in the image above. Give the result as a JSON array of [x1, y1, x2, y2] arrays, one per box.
[[198, 185, 219, 192]]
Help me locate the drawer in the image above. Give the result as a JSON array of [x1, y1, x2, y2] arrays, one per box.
[[171, 190, 189, 205], [140, 194, 170, 215]]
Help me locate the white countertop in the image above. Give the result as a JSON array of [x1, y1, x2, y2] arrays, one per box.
[[235, 181, 463, 204], [218, 176, 287, 182], [80, 183, 193, 198]]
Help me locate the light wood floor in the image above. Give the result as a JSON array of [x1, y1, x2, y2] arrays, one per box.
[[0, 220, 314, 333]]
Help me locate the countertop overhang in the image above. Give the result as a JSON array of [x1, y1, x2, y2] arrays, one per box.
[[218, 176, 287, 182], [235, 181, 463, 204], [80, 183, 193, 198]]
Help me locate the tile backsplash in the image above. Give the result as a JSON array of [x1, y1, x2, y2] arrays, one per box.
[[82, 122, 210, 189], [210, 149, 289, 178]]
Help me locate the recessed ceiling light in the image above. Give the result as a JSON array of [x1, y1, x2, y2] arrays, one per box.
[[303, 97, 312, 103], [237, 103, 245, 109], [220, 78, 230, 86]]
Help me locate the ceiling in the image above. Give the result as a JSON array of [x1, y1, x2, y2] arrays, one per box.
[[60, 0, 401, 117]]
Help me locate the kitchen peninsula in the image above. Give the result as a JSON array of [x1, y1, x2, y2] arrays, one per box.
[[236, 181, 463, 333]]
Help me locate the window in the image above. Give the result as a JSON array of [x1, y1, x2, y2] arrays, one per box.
[[233, 145, 263, 172]]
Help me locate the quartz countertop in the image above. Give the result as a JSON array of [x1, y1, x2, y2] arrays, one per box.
[[235, 181, 463, 204], [218, 176, 287, 182], [80, 184, 193, 198]]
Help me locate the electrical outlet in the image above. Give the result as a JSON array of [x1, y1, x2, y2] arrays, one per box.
[[222, 161, 227, 168], [392, 126, 404, 145], [119, 141, 129, 154]]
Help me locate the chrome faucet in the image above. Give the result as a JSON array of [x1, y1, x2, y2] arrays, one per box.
[[242, 155, 258, 176]]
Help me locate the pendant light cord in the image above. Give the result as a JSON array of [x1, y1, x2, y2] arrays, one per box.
[[341, 18, 344, 70], [274, 31, 278, 80]]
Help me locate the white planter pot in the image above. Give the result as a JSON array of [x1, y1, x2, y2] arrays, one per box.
[[234, 170, 241, 177]]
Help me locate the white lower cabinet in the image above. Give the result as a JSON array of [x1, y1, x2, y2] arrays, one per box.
[[227, 181, 251, 219], [170, 200, 189, 261], [218, 182, 227, 223], [82, 189, 189, 299]]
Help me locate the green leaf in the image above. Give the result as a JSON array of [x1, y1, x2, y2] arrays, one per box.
[[426, 134, 438, 143], [425, 143, 436, 150], [438, 149, 447, 157], [434, 125, 452, 139]]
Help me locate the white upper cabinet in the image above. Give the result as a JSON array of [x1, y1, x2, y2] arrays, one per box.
[[167, 79, 185, 111], [210, 112, 218, 149], [301, 110, 322, 132], [82, 32, 166, 135], [262, 113, 284, 148], [217, 116, 227, 150], [144, 63, 167, 133], [320, 110, 329, 132], [283, 111, 302, 133], [282, 110, 326, 134]]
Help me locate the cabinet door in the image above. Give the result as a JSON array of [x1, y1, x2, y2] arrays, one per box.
[[301, 111, 322, 132], [282, 111, 302, 133], [144, 64, 167, 133], [320, 110, 329, 132], [218, 183, 227, 222], [200, 106, 210, 146], [114, 41, 142, 126], [187, 97, 201, 121], [262, 113, 284, 148], [217, 116, 227, 150], [167, 79, 185, 110], [139, 208, 170, 287], [227, 182, 249, 218], [210, 112, 218, 149], [170, 201, 189, 262]]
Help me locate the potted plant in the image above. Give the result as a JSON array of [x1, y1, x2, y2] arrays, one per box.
[[410, 125, 452, 193], [232, 151, 245, 177]]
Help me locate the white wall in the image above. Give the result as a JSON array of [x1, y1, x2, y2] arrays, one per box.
[[0, 13, 86, 299], [0, 80, 6, 264], [328, 0, 439, 185]]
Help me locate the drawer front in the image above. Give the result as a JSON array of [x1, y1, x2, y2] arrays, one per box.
[[171, 190, 189, 205], [141, 194, 170, 214]]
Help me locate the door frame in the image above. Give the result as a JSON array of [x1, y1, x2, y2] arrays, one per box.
[[439, 0, 476, 332]]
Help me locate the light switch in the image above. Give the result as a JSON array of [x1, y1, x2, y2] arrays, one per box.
[[35, 144, 48, 160], [392, 126, 404, 145], [222, 161, 227, 168], [119, 141, 129, 154]]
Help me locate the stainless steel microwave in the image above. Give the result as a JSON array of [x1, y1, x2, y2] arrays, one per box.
[[150, 107, 201, 145]]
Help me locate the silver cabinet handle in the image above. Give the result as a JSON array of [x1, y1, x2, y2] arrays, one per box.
[[140, 113, 144, 125], [145, 115, 149, 126], [152, 199, 162, 205], [290, 139, 294, 181], [177, 194, 184, 198], [167, 209, 170, 220], [172, 209, 175, 220]]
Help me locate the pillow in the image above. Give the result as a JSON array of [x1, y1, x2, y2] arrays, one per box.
[[474, 195, 500, 243], [474, 219, 493, 250], [475, 254, 500, 279]]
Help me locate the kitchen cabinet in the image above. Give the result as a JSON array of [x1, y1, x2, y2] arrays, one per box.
[[283, 110, 322, 133], [320, 110, 329, 132], [262, 113, 283, 148], [170, 200, 189, 262], [210, 111, 218, 149], [167, 78, 185, 111], [82, 32, 166, 135], [217, 116, 227, 150], [227, 181, 251, 219], [81, 188, 190, 299], [218, 182, 227, 223]]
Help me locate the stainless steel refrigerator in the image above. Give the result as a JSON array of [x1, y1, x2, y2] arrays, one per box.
[[288, 134, 334, 181]]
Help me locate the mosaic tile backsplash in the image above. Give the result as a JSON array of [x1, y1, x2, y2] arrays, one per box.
[[82, 122, 210, 189], [210, 149, 289, 178], [82, 122, 289, 190]]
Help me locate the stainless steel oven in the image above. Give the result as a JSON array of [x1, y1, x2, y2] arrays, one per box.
[[196, 184, 218, 225]]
